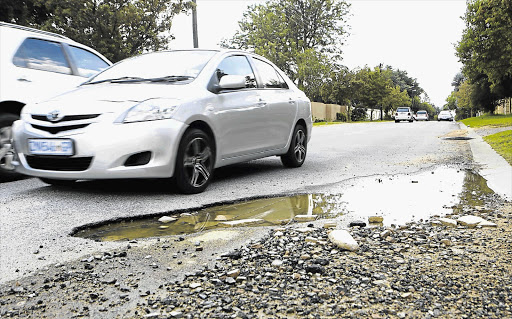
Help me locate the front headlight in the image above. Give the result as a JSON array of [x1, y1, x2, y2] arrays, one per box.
[[121, 99, 179, 123]]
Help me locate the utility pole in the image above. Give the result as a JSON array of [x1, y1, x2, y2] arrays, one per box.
[[192, 0, 198, 48]]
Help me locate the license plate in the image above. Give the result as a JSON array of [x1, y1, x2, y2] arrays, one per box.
[[28, 139, 74, 156]]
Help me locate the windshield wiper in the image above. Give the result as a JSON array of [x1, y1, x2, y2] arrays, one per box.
[[85, 76, 145, 85], [145, 75, 195, 83]]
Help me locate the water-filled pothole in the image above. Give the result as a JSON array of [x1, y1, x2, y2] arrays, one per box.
[[74, 167, 493, 242], [442, 136, 474, 140]]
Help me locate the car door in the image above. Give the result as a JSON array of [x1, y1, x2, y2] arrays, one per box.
[[251, 58, 296, 150], [11, 38, 85, 104], [209, 55, 270, 160]]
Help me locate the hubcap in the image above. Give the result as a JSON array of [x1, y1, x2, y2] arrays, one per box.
[[183, 137, 212, 188], [0, 126, 15, 171], [293, 129, 306, 163]]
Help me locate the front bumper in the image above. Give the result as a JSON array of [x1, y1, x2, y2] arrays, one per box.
[[12, 118, 188, 179]]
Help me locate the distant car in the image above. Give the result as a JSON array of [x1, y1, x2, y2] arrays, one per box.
[[0, 22, 112, 178], [438, 110, 454, 121], [12, 49, 312, 194], [395, 107, 414, 123], [415, 110, 429, 121]]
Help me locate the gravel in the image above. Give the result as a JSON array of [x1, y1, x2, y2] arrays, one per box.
[[1, 190, 511, 318]]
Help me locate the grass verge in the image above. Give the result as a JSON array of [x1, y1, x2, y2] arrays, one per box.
[[483, 130, 512, 166], [461, 114, 512, 128]]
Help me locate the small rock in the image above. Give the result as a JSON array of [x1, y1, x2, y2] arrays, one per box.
[[227, 269, 240, 278], [271, 260, 283, 267], [349, 220, 366, 227], [438, 218, 457, 227], [328, 230, 359, 251], [368, 216, 384, 223], [158, 216, 177, 223]]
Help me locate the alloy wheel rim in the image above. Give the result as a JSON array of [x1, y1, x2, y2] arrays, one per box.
[[183, 137, 212, 188], [293, 129, 306, 163], [0, 126, 15, 171]]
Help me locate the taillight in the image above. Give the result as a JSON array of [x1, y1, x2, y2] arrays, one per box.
[[408, 113, 411, 116], [395, 113, 398, 116]]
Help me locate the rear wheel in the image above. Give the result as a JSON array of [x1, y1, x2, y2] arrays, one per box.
[[0, 114, 20, 179], [39, 178, 77, 187], [174, 128, 215, 194], [281, 123, 307, 168]]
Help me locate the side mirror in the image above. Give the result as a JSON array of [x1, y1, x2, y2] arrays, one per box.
[[218, 75, 246, 90]]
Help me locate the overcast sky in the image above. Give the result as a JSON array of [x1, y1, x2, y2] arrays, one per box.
[[169, 0, 467, 108]]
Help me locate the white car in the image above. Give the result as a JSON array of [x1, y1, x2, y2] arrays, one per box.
[[0, 22, 111, 177], [415, 110, 429, 121], [394, 107, 414, 122], [12, 50, 312, 194], [438, 110, 454, 121]]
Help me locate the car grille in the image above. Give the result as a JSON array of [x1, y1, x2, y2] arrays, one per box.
[[26, 156, 93, 171], [31, 114, 100, 123], [31, 124, 90, 134]]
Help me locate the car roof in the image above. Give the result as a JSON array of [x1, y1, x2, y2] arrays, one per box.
[[0, 21, 69, 40]]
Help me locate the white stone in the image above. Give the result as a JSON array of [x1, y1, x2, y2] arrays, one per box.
[[219, 219, 265, 227], [305, 236, 318, 243], [457, 215, 488, 228], [438, 218, 457, 227], [274, 231, 284, 237], [158, 216, 177, 223], [328, 230, 359, 252], [478, 220, 497, 228], [294, 215, 318, 222], [189, 283, 201, 289], [271, 260, 283, 267]]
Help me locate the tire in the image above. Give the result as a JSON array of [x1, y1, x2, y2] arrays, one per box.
[[39, 178, 77, 187], [395, 120, 399, 123], [0, 114, 21, 180], [281, 123, 307, 168], [174, 128, 215, 194]]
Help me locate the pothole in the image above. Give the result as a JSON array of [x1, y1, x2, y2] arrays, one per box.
[[442, 136, 474, 140], [73, 167, 494, 242]]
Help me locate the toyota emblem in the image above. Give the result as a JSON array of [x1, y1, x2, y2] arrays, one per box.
[[46, 110, 62, 122]]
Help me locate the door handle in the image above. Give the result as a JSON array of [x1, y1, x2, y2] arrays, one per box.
[[257, 99, 267, 107], [17, 78, 31, 82], [288, 98, 296, 104]]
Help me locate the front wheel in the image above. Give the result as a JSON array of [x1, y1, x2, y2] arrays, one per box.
[[0, 114, 20, 179], [281, 124, 307, 168], [174, 128, 215, 194]]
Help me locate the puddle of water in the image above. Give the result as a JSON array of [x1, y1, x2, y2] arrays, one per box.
[[442, 137, 474, 140], [74, 167, 494, 242], [74, 194, 344, 241]]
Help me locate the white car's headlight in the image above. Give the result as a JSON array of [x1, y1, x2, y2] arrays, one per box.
[[121, 99, 179, 123]]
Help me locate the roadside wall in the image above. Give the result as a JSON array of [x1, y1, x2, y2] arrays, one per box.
[[495, 98, 511, 115], [311, 102, 348, 122], [311, 102, 384, 121]]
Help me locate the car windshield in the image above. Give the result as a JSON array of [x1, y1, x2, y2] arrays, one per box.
[[397, 108, 409, 112], [86, 50, 217, 84]]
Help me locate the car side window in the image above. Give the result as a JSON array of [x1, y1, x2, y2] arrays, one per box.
[[216, 55, 257, 89], [252, 58, 288, 89], [68, 46, 110, 77], [13, 38, 72, 74]]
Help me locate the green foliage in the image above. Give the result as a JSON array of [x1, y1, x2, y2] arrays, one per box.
[[351, 107, 367, 122], [483, 130, 512, 165], [222, 0, 350, 95], [461, 114, 512, 128], [336, 112, 347, 122], [456, 0, 512, 99], [0, 0, 192, 63]]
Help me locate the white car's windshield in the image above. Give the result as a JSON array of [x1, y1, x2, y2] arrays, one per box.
[[86, 50, 217, 84]]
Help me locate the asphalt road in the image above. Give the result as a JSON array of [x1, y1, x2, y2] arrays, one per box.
[[0, 120, 469, 284]]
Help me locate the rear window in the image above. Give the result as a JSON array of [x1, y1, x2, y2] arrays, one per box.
[[418, 111, 427, 114], [397, 108, 410, 112], [13, 38, 71, 74]]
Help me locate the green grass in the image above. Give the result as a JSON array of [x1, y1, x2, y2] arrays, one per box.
[[483, 130, 512, 166], [313, 121, 344, 126], [460, 114, 512, 128]]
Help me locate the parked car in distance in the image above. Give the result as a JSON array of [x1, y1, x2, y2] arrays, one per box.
[[12, 49, 313, 194], [438, 110, 454, 121], [0, 22, 112, 178], [394, 107, 414, 123], [415, 110, 429, 121]]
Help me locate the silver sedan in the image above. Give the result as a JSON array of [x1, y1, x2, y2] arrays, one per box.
[[12, 50, 312, 193]]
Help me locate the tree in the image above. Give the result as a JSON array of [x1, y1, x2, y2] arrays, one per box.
[[0, 0, 192, 62], [456, 0, 512, 97], [382, 85, 411, 116], [455, 81, 475, 118], [222, 0, 350, 92]]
